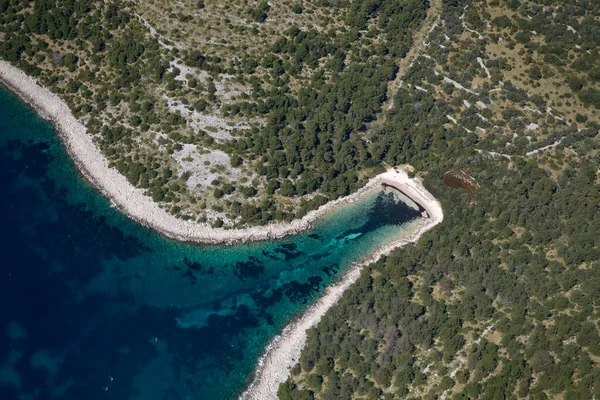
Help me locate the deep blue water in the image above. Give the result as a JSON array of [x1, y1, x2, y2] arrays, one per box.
[[0, 87, 420, 400]]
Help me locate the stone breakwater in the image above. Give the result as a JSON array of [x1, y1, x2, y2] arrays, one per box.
[[0, 60, 428, 245], [241, 168, 444, 400]]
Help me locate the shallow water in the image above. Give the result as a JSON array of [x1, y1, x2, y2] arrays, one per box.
[[0, 87, 420, 400]]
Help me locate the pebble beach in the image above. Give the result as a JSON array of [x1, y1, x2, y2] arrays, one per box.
[[0, 60, 444, 399], [0, 60, 442, 246], [240, 168, 443, 399]]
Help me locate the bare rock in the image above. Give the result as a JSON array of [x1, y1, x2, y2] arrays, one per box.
[[52, 52, 65, 66]]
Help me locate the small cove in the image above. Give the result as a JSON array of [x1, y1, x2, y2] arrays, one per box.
[[0, 87, 421, 399]]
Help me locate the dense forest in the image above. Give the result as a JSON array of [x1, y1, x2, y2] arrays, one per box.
[[281, 0, 600, 398]]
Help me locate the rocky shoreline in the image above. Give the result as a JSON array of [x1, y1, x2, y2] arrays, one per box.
[[0, 60, 423, 245], [241, 169, 444, 399], [0, 60, 444, 399]]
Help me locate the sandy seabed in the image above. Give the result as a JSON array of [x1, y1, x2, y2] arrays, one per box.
[[0, 60, 444, 398]]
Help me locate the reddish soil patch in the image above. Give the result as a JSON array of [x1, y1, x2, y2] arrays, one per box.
[[443, 170, 479, 198]]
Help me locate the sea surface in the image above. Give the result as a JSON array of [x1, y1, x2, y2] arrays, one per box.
[[0, 87, 420, 400]]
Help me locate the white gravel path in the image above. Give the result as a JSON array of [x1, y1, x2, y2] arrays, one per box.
[[477, 57, 492, 79]]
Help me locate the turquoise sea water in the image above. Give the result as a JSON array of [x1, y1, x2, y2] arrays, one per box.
[[0, 87, 420, 400]]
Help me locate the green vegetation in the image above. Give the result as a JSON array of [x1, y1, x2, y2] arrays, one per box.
[[0, 0, 599, 398], [284, 150, 600, 398], [281, 0, 600, 398], [0, 0, 428, 227]]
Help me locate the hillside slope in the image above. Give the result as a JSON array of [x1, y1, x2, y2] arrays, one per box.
[[281, 0, 600, 398]]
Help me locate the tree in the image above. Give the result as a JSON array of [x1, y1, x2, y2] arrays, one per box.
[[567, 76, 584, 91], [250, 1, 270, 22], [279, 180, 296, 197]]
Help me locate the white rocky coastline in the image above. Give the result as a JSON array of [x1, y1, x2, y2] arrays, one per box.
[[0, 60, 439, 245], [241, 169, 444, 399], [0, 60, 444, 400]]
